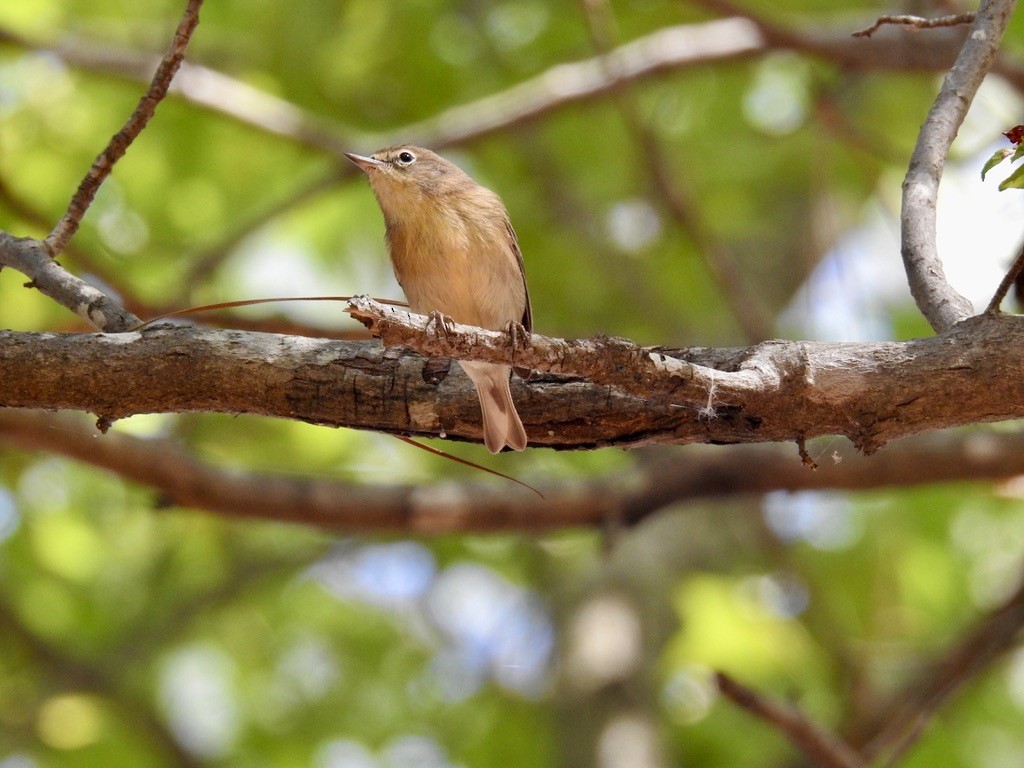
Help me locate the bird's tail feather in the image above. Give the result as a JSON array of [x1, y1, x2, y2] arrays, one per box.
[[460, 362, 527, 454]]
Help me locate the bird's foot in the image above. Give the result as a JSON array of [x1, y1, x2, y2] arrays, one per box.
[[505, 320, 533, 379], [426, 310, 456, 338]]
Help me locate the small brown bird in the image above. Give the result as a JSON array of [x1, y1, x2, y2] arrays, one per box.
[[345, 145, 532, 453]]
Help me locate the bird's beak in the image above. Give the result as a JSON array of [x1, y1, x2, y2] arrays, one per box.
[[345, 152, 383, 173]]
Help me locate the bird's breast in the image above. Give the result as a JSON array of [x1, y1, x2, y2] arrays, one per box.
[[385, 206, 525, 330]]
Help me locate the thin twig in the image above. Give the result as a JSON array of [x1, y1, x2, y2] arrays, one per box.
[[715, 672, 868, 768], [0, 231, 140, 331], [898, 0, 1016, 332], [579, 0, 773, 342], [179, 166, 346, 297], [856, 570, 1024, 763], [853, 13, 976, 38], [986, 239, 1024, 313], [44, 0, 204, 256]]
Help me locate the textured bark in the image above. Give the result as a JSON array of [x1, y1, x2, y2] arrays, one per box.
[[2, 308, 1024, 452]]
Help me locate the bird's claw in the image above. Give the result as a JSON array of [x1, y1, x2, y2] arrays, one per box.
[[426, 310, 456, 337], [505, 320, 531, 352], [506, 321, 533, 379]]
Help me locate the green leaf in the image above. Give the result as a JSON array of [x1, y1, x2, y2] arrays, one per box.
[[982, 148, 1013, 180], [998, 162, 1024, 190]]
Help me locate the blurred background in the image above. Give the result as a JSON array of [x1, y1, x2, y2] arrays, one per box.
[[3, 0, 1024, 766]]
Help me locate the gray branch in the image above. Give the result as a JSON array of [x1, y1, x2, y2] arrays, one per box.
[[0, 231, 139, 331], [4, 310, 1024, 453], [899, 0, 1017, 332]]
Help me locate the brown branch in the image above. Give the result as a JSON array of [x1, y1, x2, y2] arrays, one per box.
[[579, 0, 773, 343], [898, 0, 1015, 333], [3, 11, 999, 163], [715, 672, 868, 768], [851, 569, 1024, 763], [6, 410, 1024, 533], [6, 306, 1024, 453], [852, 13, 976, 39], [986, 239, 1024, 313], [44, 0, 204, 256], [347, 296, 1024, 451]]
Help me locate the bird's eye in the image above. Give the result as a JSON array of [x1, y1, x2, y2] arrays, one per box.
[[397, 151, 416, 165]]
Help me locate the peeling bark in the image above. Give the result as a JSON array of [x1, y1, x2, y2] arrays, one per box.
[[3, 309, 1024, 452]]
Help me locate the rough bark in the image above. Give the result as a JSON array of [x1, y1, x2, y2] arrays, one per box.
[[3, 308, 1024, 453]]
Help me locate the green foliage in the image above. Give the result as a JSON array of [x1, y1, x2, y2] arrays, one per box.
[[2, 0, 1024, 766], [981, 140, 1024, 190]]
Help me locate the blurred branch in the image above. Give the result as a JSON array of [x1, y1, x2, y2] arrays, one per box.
[[986, 239, 1024, 314], [0, 24, 361, 157], [6, 410, 1024, 532], [899, 0, 1015, 333], [3, 11, 1010, 162], [691, 0, 1024, 89], [179, 167, 347, 298], [852, 12, 976, 39], [4, 6, 1012, 298], [579, 0, 773, 343], [0, 598, 206, 768], [853, 568, 1024, 764], [715, 672, 867, 768], [45, 0, 205, 256]]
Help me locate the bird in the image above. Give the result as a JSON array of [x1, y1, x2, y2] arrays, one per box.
[[345, 145, 532, 453]]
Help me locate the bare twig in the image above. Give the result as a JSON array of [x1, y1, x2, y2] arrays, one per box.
[[44, 0, 204, 256], [179, 167, 347, 297], [715, 672, 868, 768], [579, 0, 773, 343], [852, 13, 976, 38], [898, 0, 1016, 332], [854, 570, 1024, 763], [986, 240, 1024, 313], [0, 231, 139, 331]]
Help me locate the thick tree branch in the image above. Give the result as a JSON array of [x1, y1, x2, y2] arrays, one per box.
[[4, 410, 1024, 533], [900, 0, 1016, 332], [348, 297, 1024, 451], [4, 308, 1024, 454]]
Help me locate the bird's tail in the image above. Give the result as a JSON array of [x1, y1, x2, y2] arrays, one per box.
[[459, 361, 527, 454]]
